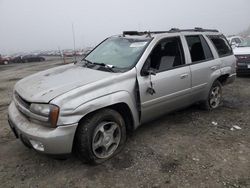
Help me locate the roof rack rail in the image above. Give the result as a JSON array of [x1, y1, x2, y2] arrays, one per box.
[[123, 31, 152, 37], [169, 27, 219, 33], [169, 28, 180, 32], [122, 28, 219, 37]]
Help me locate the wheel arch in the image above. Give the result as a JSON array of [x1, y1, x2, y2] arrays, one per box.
[[217, 74, 230, 85], [72, 102, 135, 154], [77, 102, 135, 134]]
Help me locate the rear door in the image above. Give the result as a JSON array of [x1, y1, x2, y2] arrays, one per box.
[[183, 35, 221, 101], [137, 36, 192, 123], [207, 35, 235, 76]]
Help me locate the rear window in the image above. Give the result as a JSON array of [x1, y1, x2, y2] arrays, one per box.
[[207, 35, 233, 57], [232, 38, 241, 44]]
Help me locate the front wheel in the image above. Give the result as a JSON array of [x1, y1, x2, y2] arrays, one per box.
[[74, 109, 126, 164], [3, 60, 9, 65], [201, 80, 222, 110]]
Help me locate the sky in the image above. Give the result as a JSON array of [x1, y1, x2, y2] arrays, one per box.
[[0, 0, 250, 54]]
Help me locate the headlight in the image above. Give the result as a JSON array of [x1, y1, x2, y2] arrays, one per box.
[[30, 103, 60, 127], [30, 103, 50, 116]]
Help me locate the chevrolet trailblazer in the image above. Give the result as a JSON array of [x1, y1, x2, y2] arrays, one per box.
[[8, 28, 236, 164]]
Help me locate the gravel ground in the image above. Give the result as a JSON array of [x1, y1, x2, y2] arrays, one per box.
[[0, 59, 249, 188]]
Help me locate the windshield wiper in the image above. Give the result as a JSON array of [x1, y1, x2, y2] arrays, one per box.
[[81, 59, 116, 72], [92, 62, 116, 72]]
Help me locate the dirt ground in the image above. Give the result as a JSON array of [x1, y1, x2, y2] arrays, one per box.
[[0, 59, 249, 188]]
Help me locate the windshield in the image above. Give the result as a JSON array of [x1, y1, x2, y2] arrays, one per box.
[[238, 38, 250, 47], [84, 37, 151, 69]]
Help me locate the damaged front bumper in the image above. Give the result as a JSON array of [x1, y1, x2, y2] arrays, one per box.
[[8, 102, 78, 154]]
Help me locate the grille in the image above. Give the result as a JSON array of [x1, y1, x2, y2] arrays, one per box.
[[235, 55, 250, 63], [14, 91, 31, 109], [13, 91, 49, 124]]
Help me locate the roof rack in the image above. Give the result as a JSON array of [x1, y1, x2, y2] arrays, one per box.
[[122, 27, 219, 37], [174, 27, 219, 33], [122, 31, 152, 37]]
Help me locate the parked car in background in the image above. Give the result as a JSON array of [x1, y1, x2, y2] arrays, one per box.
[[8, 28, 236, 164], [63, 49, 93, 57], [63, 50, 75, 57], [12, 55, 45, 63], [227, 35, 244, 47], [0, 54, 11, 65], [11, 56, 23, 63], [233, 38, 250, 76], [75, 50, 85, 56]]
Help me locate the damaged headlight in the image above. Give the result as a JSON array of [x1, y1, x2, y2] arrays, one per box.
[[30, 103, 60, 127]]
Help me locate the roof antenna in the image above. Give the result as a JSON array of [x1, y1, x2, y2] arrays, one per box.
[[72, 23, 77, 63]]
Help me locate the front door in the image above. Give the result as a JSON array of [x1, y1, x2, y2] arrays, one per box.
[[137, 36, 192, 123]]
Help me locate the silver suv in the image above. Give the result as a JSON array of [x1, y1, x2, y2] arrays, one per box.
[[8, 28, 236, 164]]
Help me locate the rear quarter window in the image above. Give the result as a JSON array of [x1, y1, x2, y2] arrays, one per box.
[[207, 35, 233, 57]]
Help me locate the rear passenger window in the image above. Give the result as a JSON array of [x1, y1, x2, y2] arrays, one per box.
[[207, 35, 233, 57], [185, 35, 213, 63]]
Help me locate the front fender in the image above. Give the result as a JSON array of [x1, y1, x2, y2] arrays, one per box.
[[57, 91, 139, 128]]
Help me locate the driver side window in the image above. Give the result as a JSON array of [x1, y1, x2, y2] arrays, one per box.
[[146, 37, 185, 72]]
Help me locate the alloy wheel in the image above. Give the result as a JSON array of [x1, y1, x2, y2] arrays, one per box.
[[209, 86, 221, 108], [92, 121, 121, 159]]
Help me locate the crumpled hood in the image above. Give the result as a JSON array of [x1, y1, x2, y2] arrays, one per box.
[[15, 64, 115, 103], [233, 47, 250, 55]]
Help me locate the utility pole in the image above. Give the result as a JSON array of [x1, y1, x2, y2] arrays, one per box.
[[72, 23, 76, 62]]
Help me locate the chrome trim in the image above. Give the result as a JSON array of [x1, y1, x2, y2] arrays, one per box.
[[14, 92, 30, 109]]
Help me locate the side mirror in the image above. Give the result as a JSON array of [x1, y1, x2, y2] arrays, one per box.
[[147, 69, 156, 75], [141, 68, 156, 76], [141, 57, 157, 76]]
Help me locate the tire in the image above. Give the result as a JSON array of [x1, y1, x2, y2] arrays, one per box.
[[3, 61, 9, 65], [74, 108, 126, 164], [200, 80, 222, 110]]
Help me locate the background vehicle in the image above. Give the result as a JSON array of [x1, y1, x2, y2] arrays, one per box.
[[227, 35, 244, 47], [233, 38, 250, 76], [0, 54, 10, 65], [12, 55, 45, 63], [8, 28, 236, 164], [63, 51, 75, 57]]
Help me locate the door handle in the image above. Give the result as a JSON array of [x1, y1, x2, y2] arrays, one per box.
[[210, 66, 218, 70], [180, 74, 188, 79]]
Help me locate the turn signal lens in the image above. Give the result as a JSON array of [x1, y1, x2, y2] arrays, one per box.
[[49, 105, 60, 128]]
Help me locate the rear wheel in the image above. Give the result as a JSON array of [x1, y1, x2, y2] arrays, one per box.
[[3, 60, 9, 65], [74, 109, 126, 164], [201, 80, 222, 110]]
